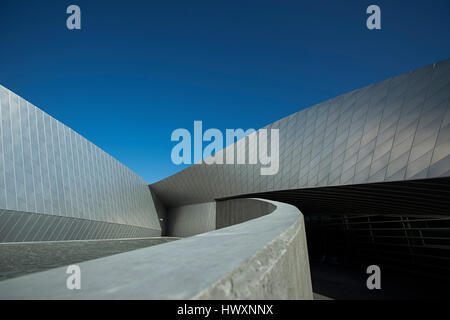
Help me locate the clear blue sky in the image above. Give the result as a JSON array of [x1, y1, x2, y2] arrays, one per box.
[[1, 0, 449, 183]]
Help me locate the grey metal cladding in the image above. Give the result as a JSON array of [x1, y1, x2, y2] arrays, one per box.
[[0, 85, 161, 241], [0, 209, 160, 242], [151, 59, 450, 207]]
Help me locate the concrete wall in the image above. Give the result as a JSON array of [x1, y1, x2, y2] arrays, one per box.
[[166, 198, 275, 237], [216, 198, 275, 229], [0, 85, 161, 241], [193, 202, 311, 299], [0, 199, 312, 300], [167, 202, 216, 237]]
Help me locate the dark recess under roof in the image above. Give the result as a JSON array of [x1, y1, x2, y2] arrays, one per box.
[[221, 177, 450, 217]]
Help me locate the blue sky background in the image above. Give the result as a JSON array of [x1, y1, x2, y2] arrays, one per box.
[[1, 0, 449, 183]]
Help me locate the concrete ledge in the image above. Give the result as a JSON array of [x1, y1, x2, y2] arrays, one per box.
[[193, 201, 312, 299], [0, 199, 312, 299]]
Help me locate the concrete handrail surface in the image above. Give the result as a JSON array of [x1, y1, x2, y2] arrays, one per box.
[[0, 199, 312, 299]]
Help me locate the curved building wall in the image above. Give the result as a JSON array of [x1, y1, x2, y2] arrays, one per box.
[[0, 85, 161, 242], [152, 59, 450, 207]]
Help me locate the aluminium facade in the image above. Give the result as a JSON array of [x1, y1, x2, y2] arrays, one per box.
[[151, 59, 450, 208], [0, 85, 161, 242], [0, 58, 449, 244]]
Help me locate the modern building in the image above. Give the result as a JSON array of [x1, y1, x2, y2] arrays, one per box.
[[0, 58, 449, 299], [151, 58, 450, 237], [0, 85, 161, 242]]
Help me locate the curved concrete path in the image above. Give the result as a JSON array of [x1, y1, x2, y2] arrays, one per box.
[[0, 199, 312, 299]]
